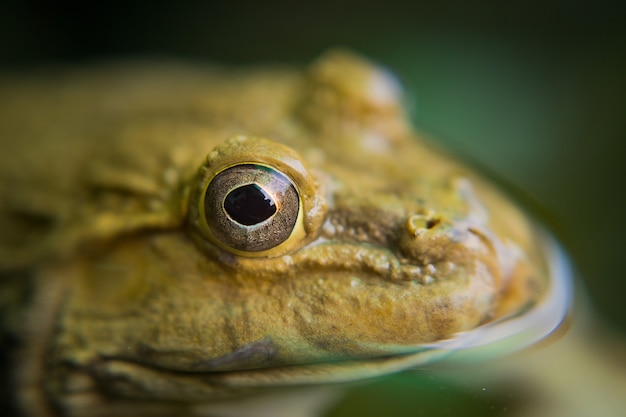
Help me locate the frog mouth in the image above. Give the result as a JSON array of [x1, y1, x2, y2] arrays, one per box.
[[79, 232, 570, 403], [90, 235, 570, 403], [91, 346, 451, 402]]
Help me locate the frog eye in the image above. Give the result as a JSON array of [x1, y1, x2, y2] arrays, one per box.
[[203, 164, 301, 253], [190, 136, 327, 258]]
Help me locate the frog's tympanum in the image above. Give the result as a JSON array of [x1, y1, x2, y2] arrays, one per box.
[[0, 51, 570, 416]]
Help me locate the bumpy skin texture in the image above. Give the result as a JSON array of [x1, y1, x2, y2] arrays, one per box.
[[0, 51, 549, 416]]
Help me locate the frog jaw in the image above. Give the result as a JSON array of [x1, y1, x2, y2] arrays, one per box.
[[64, 224, 547, 371], [65, 231, 569, 406]]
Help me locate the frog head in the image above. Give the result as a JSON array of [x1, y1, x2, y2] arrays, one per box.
[[2, 51, 571, 413]]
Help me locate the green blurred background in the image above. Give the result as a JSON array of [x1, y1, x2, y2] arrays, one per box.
[[1, 1, 625, 414]]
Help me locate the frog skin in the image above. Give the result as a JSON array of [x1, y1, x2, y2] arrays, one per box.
[[0, 50, 569, 417]]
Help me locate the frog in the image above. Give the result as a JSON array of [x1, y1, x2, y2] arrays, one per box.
[[0, 50, 570, 417]]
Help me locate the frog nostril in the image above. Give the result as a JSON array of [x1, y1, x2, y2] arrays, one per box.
[[425, 218, 441, 229], [406, 213, 441, 237], [399, 214, 469, 266]]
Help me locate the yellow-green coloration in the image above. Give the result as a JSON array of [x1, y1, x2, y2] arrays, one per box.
[[0, 50, 569, 416]]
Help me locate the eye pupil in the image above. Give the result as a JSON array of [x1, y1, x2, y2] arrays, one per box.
[[224, 184, 277, 226]]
